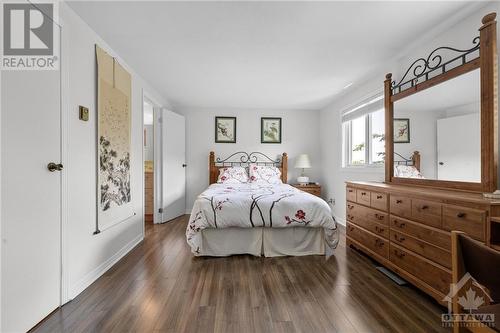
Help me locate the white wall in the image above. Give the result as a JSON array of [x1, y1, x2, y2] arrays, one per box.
[[178, 107, 322, 211], [319, 2, 500, 225], [393, 109, 444, 179], [61, 3, 170, 299]]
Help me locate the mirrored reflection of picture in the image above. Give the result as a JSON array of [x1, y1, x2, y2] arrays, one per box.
[[261, 117, 282, 143], [394, 118, 410, 143], [215, 117, 236, 143]]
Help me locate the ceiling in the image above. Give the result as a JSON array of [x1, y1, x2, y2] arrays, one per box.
[[67, 1, 480, 110]]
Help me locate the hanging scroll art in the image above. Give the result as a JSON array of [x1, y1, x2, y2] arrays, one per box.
[[95, 45, 133, 233]]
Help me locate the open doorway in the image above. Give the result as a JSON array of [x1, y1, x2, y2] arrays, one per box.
[[143, 98, 155, 226]]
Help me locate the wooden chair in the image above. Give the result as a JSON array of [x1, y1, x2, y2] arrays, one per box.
[[451, 231, 500, 332]]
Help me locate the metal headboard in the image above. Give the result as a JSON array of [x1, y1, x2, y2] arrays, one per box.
[[394, 151, 421, 171], [209, 151, 288, 184], [216, 151, 280, 167]]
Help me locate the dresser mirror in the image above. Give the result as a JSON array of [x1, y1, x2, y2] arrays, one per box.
[[393, 69, 481, 183], [384, 13, 498, 193]]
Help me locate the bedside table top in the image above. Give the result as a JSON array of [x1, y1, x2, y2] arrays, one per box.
[[292, 183, 320, 188]]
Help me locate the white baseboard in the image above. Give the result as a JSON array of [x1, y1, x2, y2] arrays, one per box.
[[69, 234, 144, 299]]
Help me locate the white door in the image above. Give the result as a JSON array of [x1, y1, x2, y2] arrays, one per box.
[[1, 69, 62, 330], [160, 110, 186, 222], [437, 113, 481, 182]]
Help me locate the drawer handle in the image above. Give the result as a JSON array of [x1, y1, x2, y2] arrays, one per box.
[[421, 205, 429, 210], [376, 195, 383, 199], [394, 221, 406, 228], [348, 226, 354, 231], [348, 189, 353, 193], [375, 239, 385, 247], [456, 212, 466, 218], [347, 204, 354, 210], [394, 250, 406, 258], [374, 213, 385, 220], [394, 234, 406, 242], [375, 226, 385, 233], [396, 199, 403, 204], [361, 192, 367, 196]]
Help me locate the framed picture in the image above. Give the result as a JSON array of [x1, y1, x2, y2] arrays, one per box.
[[261, 117, 282, 143], [215, 117, 236, 143], [394, 118, 410, 143]]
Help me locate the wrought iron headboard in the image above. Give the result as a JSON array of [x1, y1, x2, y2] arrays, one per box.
[[394, 151, 421, 171], [209, 151, 288, 184], [391, 36, 480, 95]]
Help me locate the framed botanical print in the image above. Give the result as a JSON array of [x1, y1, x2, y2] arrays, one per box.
[[394, 118, 410, 143], [261, 117, 282, 143], [215, 117, 236, 143]]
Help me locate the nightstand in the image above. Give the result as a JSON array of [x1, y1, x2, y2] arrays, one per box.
[[292, 184, 321, 197]]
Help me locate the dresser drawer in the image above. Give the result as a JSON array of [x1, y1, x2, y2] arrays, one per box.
[[390, 230, 451, 269], [371, 192, 388, 212], [349, 210, 389, 239], [411, 199, 442, 228], [390, 195, 411, 218], [442, 205, 486, 241], [347, 202, 388, 225], [356, 189, 371, 206], [346, 187, 357, 202], [347, 223, 388, 258], [391, 215, 451, 251], [390, 244, 451, 295]]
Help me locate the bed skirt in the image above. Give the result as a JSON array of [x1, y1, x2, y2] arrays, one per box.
[[199, 227, 325, 257]]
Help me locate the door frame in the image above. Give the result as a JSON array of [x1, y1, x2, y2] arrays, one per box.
[[142, 92, 163, 226], [60, 14, 70, 306]]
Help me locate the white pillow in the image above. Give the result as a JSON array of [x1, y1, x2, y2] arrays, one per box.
[[249, 164, 282, 184], [217, 166, 249, 183], [394, 165, 424, 179]]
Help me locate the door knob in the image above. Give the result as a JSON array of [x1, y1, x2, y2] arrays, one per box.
[[439, 162, 444, 165], [47, 162, 63, 172], [182, 164, 187, 168]]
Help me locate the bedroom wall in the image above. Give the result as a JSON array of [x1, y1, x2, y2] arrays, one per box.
[[319, 2, 500, 225], [61, 3, 170, 300], [177, 107, 322, 211]]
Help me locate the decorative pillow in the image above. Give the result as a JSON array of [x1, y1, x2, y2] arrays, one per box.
[[394, 165, 424, 179], [217, 167, 249, 183], [249, 164, 282, 184]]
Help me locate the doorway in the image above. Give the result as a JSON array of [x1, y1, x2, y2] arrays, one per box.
[[143, 98, 156, 226]]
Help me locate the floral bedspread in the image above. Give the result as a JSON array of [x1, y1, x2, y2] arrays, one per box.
[[186, 183, 338, 255]]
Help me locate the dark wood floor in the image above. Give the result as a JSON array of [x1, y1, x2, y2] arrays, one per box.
[[33, 215, 449, 333]]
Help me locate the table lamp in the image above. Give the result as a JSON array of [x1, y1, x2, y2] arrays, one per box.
[[295, 154, 311, 184]]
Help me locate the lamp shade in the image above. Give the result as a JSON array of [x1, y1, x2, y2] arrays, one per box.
[[294, 154, 311, 169]]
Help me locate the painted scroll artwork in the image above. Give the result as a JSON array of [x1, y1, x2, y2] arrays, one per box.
[[96, 45, 133, 231]]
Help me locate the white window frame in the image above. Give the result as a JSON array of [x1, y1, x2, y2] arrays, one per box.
[[343, 109, 385, 168]]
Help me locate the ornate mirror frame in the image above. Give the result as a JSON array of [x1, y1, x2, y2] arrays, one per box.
[[385, 13, 498, 193]]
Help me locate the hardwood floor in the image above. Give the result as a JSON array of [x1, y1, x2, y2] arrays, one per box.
[[32, 215, 449, 333]]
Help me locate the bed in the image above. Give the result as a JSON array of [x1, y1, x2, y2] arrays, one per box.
[[393, 151, 424, 178], [186, 151, 338, 257]]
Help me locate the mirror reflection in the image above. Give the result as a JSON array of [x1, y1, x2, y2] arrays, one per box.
[[393, 69, 481, 182]]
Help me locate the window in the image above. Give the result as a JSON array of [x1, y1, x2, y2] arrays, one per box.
[[343, 109, 385, 167]]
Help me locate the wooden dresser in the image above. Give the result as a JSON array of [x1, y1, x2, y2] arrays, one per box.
[[346, 181, 500, 303]]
